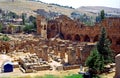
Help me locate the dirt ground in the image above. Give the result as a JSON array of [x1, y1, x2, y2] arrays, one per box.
[[0, 68, 80, 77], [0, 68, 115, 78], [100, 72, 115, 78], [0, 34, 116, 78]]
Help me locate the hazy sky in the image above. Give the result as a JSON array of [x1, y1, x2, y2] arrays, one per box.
[[40, 0, 120, 8]]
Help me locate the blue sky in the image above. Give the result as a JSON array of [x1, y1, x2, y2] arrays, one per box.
[[40, 0, 120, 8]]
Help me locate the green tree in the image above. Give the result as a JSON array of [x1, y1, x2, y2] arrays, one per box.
[[86, 27, 113, 75], [100, 10, 105, 20], [0, 23, 2, 33], [8, 11, 18, 18], [29, 15, 36, 28], [23, 24, 34, 33], [29, 15, 36, 22], [97, 27, 113, 64], [0, 35, 10, 41], [86, 47, 104, 74], [22, 13, 25, 25]]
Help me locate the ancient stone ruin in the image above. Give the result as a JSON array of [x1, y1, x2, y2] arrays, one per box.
[[37, 15, 120, 54], [0, 34, 95, 72]]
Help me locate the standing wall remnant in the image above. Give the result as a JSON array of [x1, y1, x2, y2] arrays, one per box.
[[114, 54, 120, 78]]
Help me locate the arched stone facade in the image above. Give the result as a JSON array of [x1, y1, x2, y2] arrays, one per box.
[[84, 35, 90, 42], [74, 34, 81, 41], [37, 15, 120, 54], [66, 34, 72, 40], [93, 35, 99, 42], [116, 38, 120, 46]]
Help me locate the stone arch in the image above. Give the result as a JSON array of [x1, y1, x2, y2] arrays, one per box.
[[66, 34, 72, 40], [84, 35, 90, 42], [74, 34, 81, 41], [116, 38, 120, 45], [93, 35, 99, 42]]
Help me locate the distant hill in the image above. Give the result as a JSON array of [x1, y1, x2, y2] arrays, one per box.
[[0, 0, 119, 17], [0, 0, 74, 17], [77, 6, 120, 16]]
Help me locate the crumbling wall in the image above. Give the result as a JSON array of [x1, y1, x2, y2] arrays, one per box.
[[36, 15, 120, 54]]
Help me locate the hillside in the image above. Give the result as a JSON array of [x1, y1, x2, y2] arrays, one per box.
[[0, 0, 119, 17], [0, 0, 74, 17], [77, 6, 120, 16]]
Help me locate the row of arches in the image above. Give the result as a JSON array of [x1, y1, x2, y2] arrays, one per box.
[[74, 34, 91, 42], [66, 34, 99, 42], [66, 34, 114, 43], [59, 33, 120, 46]]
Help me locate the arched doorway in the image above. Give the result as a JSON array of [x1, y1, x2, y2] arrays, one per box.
[[116, 38, 120, 45], [84, 35, 90, 42], [66, 34, 72, 40], [74, 34, 81, 41], [93, 35, 99, 42]]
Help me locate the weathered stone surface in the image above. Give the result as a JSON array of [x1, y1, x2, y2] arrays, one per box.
[[36, 16, 47, 39], [37, 15, 120, 54], [41, 45, 48, 61], [67, 47, 76, 65], [0, 41, 10, 53], [114, 54, 120, 78]]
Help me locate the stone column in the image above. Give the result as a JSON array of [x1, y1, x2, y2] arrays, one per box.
[[60, 44, 65, 59], [42, 45, 48, 61], [48, 46, 52, 53], [76, 47, 81, 59], [67, 47, 76, 65], [36, 49, 42, 58], [53, 46, 58, 55], [30, 44, 35, 54]]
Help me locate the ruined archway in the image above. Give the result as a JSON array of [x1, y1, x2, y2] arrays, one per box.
[[66, 34, 72, 40], [74, 34, 81, 41], [84, 35, 90, 42], [93, 35, 99, 42], [116, 38, 120, 45]]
